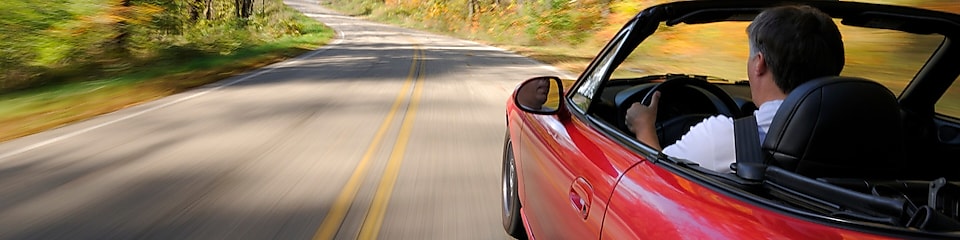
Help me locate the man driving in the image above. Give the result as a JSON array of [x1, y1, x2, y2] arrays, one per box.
[[626, 5, 845, 173]]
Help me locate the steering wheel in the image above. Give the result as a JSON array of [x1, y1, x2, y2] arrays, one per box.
[[635, 77, 742, 146]]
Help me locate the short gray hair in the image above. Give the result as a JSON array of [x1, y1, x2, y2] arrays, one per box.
[[747, 5, 845, 93]]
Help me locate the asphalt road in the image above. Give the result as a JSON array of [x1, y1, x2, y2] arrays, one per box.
[[0, 1, 573, 239]]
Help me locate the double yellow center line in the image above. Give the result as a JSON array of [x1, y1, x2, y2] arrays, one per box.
[[314, 44, 426, 240]]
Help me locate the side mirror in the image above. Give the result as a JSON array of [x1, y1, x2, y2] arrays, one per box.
[[514, 76, 563, 114]]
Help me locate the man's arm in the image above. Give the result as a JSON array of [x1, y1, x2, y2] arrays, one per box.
[[626, 91, 662, 151]]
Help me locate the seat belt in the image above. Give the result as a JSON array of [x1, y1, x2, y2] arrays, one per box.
[[734, 115, 766, 180]]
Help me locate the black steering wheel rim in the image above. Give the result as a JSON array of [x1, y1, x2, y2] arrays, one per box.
[[639, 77, 742, 146]]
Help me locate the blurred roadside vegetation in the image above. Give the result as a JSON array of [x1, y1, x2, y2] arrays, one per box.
[[323, 0, 960, 114], [323, 0, 636, 73], [0, 0, 333, 142]]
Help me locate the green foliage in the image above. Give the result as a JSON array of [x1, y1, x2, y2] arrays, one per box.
[[0, 0, 331, 141], [525, 0, 600, 44], [0, 0, 315, 93], [0, 1, 73, 88]]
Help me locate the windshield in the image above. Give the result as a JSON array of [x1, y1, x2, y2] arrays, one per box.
[[609, 21, 943, 96]]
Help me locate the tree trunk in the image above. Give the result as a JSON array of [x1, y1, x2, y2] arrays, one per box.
[[206, 0, 214, 20], [491, 0, 502, 10], [103, 0, 133, 68], [113, 0, 132, 56], [468, 0, 478, 20], [190, 0, 201, 21], [236, 0, 254, 19]]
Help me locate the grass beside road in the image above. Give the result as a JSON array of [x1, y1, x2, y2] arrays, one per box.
[[0, 12, 334, 143]]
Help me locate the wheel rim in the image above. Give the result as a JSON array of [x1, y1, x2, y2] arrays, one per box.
[[502, 141, 517, 219]]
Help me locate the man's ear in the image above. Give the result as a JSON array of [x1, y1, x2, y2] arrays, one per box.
[[753, 52, 768, 76]]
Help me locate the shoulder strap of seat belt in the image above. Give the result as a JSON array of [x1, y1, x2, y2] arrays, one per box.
[[734, 115, 766, 180]]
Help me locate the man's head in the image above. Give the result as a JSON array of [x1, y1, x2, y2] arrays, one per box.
[[747, 5, 844, 94]]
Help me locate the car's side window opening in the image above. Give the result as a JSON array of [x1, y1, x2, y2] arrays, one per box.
[[571, 29, 631, 113], [609, 22, 751, 82], [585, 21, 757, 143], [836, 25, 942, 96], [936, 78, 960, 117]]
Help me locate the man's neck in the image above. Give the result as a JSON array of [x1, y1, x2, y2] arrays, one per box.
[[752, 91, 786, 106], [748, 74, 785, 106]]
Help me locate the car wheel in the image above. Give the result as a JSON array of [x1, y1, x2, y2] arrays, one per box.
[[502, 134, 527, 239]]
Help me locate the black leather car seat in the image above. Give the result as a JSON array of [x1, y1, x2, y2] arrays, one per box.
[[762, 76, 906, 179]]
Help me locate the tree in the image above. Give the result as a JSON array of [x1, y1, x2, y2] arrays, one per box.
[[467, 0, 478, 20], [111, 0, 133, 59], [237, 0, 254, 19]]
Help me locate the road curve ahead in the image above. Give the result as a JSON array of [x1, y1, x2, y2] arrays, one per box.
[[0, 0, 572, 239]]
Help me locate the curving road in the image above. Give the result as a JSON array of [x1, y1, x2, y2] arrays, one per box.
[[0, 0, 573, 239]]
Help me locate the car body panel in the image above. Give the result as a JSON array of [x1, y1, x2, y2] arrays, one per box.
[[603, 163, 897, 239]]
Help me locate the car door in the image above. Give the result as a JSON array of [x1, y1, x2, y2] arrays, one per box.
[[514, 23, 649, 239]]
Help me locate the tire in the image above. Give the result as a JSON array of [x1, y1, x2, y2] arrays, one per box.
[[502, 134, 527, 239]]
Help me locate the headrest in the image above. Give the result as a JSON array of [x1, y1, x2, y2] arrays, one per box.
[[762, 76, 905, 178]]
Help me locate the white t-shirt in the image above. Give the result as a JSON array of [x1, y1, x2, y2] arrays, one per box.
[[661, 100, 783, 173]]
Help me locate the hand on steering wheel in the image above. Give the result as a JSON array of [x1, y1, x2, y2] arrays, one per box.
[[625, 77, 741, 148], [626, 91, 663, 149]]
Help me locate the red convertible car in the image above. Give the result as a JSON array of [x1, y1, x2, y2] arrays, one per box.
[[502, 1, 960, 239]]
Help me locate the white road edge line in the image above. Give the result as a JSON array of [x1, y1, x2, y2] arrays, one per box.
[[0, 29, 346, 163]]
